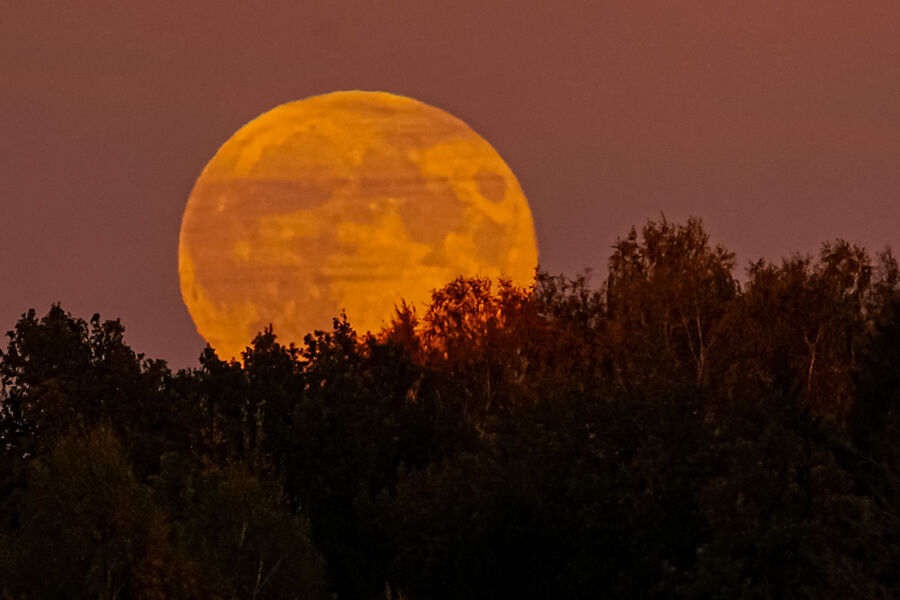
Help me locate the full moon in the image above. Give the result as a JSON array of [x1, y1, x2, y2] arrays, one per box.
[[179, 91, 538, 360]]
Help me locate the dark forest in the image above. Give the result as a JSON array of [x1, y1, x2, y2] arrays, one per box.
[[2, 218, 899, 599]]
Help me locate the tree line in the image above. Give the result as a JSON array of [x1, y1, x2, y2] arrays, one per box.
[[2, 217, 900, 599]]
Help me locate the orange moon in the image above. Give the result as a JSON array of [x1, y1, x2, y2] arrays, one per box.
[[179, 91, 538, 360]]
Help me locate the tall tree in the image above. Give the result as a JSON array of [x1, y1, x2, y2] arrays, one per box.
[[605, 217, 737, 388]]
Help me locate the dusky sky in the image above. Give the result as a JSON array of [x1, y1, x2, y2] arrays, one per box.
[[2, 1, 899, 367]]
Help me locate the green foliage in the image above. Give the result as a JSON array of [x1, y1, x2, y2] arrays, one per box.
[[174, 464, 327, 599], [1, 217, 899, 599], [4, 425, 174, 598]]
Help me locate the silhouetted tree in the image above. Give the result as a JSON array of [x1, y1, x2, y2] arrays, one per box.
[[4, 426, 175, 598], [606, 217, 738, 388], [3, 217, 900, 598]]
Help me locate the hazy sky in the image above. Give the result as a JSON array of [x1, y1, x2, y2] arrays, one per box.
[[2, 1, 899, 367]]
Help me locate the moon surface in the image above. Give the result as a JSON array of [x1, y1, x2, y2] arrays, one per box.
[[179, 91, 538, 360]]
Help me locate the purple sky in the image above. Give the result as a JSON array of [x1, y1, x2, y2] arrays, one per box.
[[2, 2, 899, 368]]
